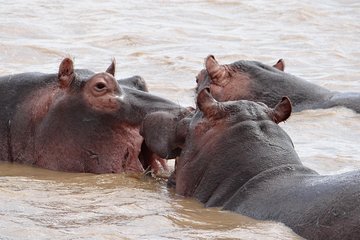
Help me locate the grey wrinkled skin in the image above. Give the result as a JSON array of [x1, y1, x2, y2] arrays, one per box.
[[196, 55, 360, 113], [0, 59, 188, 173], [143, 88, 360, 240]]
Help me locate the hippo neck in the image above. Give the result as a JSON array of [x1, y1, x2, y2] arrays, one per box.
[[244, 65, 334, 110]]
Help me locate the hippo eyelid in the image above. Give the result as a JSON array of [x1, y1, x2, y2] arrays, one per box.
[[94, 82, 107, 92]]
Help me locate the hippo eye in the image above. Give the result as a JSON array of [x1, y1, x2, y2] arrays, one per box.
[[196, 77, 199, 84], [94, 82, 107, 92]]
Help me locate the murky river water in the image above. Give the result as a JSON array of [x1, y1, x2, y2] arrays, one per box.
[[0, 0, 359, 239]]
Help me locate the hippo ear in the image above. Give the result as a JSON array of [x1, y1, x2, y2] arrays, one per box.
[[205, 55, 227, 83], [58, 58, 75, 89], [273, 59, 285, 71], [105, 58, 116, 76], [197, 88, 223, 119], [270, 97, 292, 123]]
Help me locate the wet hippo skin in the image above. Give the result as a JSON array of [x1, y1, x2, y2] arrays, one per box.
[[0, 58, 189, 174], [141, 88, 360, 240], [196, 55, 360, 113]]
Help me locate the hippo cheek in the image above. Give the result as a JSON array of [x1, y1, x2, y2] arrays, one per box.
[[210, 74, 251, 102], [110, 124, 145, 173], [209, 83, 226, 101], [81, 123, 144, 174], [84, 92, 122, 113], [209, 82, 240, 102], [121, 148, 145, 173]]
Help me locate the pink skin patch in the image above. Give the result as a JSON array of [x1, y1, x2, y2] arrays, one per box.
[[196, 67, 252, 102], [82, 72, 122, 113]]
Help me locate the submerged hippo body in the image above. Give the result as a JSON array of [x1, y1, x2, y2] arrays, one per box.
[[0, 58, 187, 173], [141, 89, 360, 239], [196, 55, 360, 113]]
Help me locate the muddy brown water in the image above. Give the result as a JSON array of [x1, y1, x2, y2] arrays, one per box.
[[0, 0, 359, 239]]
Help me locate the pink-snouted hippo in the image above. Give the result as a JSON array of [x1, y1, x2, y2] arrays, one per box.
[[196, 55, 360, 113], [0, 58, 189, 174], [141, 88, 360, 240]]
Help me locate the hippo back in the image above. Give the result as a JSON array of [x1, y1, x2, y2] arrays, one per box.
[[232, 60, 333, 111], [0, 72, 58, 162], [223, 165, 360, 240]]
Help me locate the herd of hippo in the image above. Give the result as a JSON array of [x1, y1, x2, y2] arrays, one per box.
[[1, 55, 359, 239]]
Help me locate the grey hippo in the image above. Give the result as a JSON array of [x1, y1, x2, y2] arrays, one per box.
[[0, 58, 191, 174], [141, 88, 360, 240], [196, 55, 360, 113]]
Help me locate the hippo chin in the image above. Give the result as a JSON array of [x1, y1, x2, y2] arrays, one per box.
[[0, 58, 188, 174], [196, 55, 360, 113], [141, 88, 360, 240]]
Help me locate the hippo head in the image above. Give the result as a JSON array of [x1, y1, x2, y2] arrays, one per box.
[[195, 88, 291, 125], [174, 88, 299, 203], [58, 58, 123, 112], [195, 55, 305, 109], [33, 58, 144, 173]]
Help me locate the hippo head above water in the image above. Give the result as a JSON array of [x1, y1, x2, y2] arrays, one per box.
[[196, 55, 290, 105], [35, 58, 144, 173], [174, 88, 296, 199], [142, 88, 360, 239], [0, 58, 189, 174], [195, 55, 360, 113]]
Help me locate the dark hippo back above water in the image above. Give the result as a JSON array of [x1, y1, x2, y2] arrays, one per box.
[[141, 88, 360, 240], [0, 58, 188, 174], [196, 55, 360, 113]]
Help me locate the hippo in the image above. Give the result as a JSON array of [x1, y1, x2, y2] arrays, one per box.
[[196, 55, 360, 113], [0, 58, 190, 174], [141, 88, 360, 240]]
